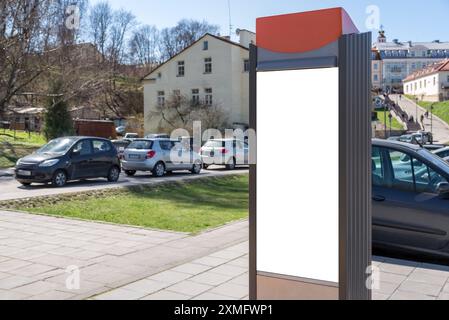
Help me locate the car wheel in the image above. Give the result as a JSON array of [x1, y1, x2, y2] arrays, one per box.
[[152, 162, 165, 177], [191, 162, 202, 174], [225, 158, 236, 170], [125, 170, 136, 177], [20, 182, 31, 186], [52, 170, 67, 188], [108, 166, 120, 182]]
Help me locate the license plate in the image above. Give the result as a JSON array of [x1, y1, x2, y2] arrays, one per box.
[[18, 170, 32, 176], [129, 154, 140, 160]]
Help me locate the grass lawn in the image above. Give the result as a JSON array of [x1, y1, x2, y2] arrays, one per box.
[[0, 130, 46, 168], [375, 108, 404, 130], [3, 175, 249, 234], [405, 95, 449, 126]]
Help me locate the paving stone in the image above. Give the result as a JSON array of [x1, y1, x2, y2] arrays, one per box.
[[193, 292, 236, 300], [148, 270, 192, 285], [0, 259, 32, 272], [15, 280, 57, 295], [94, 288, 147, 300], [171, 263, 212, 275], [0, 275, 36, 290], [27, 290, 76, 300], [407, 271, 448, 286], [372, 292, 390, 301], [13, 263, 57, 277], [211, 265, 247, 277], [121, 279, 169, 294], [230, 273, 249, 286], [141, 290, 192, 300], [398, 280, 442, 297], [209, 283, 248, 299], [190, 272, 233, 286], [167, 280, 212, 296], [210, 250, 245, 260], [390, 290, 436, 300], [0, 289, 30, 300], [379, 272, 407, 285], [378, 262, 416, 276], [193, 256, 228, 267]]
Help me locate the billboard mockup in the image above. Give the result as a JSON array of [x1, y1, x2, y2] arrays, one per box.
[[250, 8, 372, 300]]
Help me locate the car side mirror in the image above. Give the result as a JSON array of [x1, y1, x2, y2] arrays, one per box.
[[437, 182, 449, 199], [71, 150, 80, 158]]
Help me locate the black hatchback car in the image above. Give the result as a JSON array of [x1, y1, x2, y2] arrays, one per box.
[[373, 139, 449, 258], [15, 137, 121, 187]]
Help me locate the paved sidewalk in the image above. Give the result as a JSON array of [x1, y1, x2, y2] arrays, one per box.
[[94, 242, 249, 300], [392, 94, 449, 144], [0, 210, 247, 300]]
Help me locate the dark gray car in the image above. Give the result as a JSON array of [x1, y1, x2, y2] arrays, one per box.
[[15, 137, 121, 187], [372, 139, 449, 258]]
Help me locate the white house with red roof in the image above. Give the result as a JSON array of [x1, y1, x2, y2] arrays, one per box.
[[403, 59, 449, 101]]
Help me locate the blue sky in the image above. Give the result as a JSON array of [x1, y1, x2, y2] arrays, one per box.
[[89, 0, 449, 42]]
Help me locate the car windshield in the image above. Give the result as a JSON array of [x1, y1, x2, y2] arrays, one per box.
[[417, 148, 449, 176], [204, 140, 224, 148], [36, 138, 77, 155], [128, 140, 153, 150]]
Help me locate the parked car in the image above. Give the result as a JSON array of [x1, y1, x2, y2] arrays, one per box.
[[116, 126, 126, 136], [121, 139, 202, 177], [15, 137, 121, 187], [200, 139, 249, 170], [433, 146, 449, 159], [145, 133, 170, 139], [124, 133, 139, 140], [111, 139, 132, 159], [372, 139, 449, 258]]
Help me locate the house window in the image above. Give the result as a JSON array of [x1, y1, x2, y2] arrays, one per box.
[[374, 63, 378, 70], [244, 59, 250, 72], [158, 72, 162, 79], [177, 61, 185, 77], [447, 75, 449, 82], [192, 89, 200, 105], [373, 74, 378, 81], [203, 41, 209, 51], [157, 91, 165, 107], [204, 58, 212, 74], [205, 88, 213, 105], [434, 77, 437, 86]]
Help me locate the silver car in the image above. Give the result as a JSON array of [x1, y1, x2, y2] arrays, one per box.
[[201, 139, 249, 170], [122, 139, 202, 177]]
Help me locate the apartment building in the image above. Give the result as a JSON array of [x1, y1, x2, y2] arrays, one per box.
[[372, 29, 449, 92], [142, 30, 255, 133]]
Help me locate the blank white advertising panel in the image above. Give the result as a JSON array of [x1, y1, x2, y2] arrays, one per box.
[[257, 67, 339, 283]]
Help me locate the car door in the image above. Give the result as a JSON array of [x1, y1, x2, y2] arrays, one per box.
[[91, 139, 113, 177], [373, 146, 449, 251], [70, 140, 94, 179], [159, 140, 175, 170]]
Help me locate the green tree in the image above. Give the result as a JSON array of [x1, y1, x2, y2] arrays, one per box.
[[43, 81, 74, 140]]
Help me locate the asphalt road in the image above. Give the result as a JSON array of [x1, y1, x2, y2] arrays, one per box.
[[0, 166, 249, 201]]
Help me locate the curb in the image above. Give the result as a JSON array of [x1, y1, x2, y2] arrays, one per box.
[[0, 168, 14, 177]]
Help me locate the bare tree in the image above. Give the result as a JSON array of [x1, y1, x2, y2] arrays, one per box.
[[89, 1, 113, 61], [129, 25, 160, 66], [160, 19, 220, 60], [151, 93, 229, 133]]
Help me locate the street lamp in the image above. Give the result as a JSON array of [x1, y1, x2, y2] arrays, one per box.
[[383, 103, 387, 139]]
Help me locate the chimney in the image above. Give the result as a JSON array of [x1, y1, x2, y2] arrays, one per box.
[[222, 35, 231, 41], [236, 29, 256, 48], [433, 40, 441, 43]]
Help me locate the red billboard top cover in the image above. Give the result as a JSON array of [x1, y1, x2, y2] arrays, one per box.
[[256, 7, 359, 54]]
